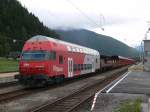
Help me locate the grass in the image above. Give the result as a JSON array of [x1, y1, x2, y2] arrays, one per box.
[[113, 98, 141, 112], [0, 58, 18, 72]]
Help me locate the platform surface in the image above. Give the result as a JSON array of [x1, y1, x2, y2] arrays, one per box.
[[0, 72, 18, 83], [93, 93, 148, 112], [0, 72, 18, 78], [110, 71, 150, 94], [92, 69, 150, 112]]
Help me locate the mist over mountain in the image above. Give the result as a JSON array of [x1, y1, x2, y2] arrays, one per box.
[[0, 0, 140, 59], [134, 45, 144, 52], [56, 29, 139, 58]]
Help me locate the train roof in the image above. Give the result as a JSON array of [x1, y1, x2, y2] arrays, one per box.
[[118, 56, 134, 60], [27, 35, 99, 56], [100, 55, 134, 60]]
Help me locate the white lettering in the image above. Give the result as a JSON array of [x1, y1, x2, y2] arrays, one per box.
[[53, 65, 63, 72]]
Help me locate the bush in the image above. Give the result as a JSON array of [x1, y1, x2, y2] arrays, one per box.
[[113, 98, 141, 112]]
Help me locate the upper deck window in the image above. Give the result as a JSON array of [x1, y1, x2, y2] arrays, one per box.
[[59, 55, 63, 64], [22, 50, 50, 61], [51, 51, 56, 60]]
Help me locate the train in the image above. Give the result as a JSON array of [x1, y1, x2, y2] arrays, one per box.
[[15, 35, 135, 87]]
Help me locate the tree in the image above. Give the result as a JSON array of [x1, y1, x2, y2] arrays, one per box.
[[0, 44, 3, 56], [4, 43, 11, 56], [0, 0, 59, 57]]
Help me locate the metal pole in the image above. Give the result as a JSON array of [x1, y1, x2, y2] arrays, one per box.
[[99, 13, 105, 31]]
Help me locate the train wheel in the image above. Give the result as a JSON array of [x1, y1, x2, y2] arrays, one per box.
[[36, 79, 46, 87], [46, 78, 55, 85]]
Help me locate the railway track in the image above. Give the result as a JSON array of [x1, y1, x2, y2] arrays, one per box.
[[0, 66, 129, 112], [0, 89, 29, 103], [0, 81, 18, 89], [0, 86, 62, 104], [0, 72, 101, 104], [30, 68, 127, 112]]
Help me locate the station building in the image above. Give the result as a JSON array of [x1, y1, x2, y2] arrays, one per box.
[[143, 40, 150, 71]]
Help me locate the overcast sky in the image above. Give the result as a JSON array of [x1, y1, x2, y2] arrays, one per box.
[[18, 0, 150, 47]]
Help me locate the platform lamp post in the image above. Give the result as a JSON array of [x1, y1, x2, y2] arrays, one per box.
[[141, 41, 144, 64]]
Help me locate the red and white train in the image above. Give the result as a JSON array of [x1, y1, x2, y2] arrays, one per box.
[[15, 35, 135, 86]]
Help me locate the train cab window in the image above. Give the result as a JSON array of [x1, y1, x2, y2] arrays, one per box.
[[51, 51, 56, 60], [59, 56, 63, 64], [22, 50, 50, 61]]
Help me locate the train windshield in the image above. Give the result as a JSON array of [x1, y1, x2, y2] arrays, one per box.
[[21, 51, 50, 61]]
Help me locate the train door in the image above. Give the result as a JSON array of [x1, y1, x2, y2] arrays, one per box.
[[68, 58, 73, 77]]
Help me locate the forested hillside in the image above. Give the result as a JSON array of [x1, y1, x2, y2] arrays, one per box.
[[57, 29, 139, 58], [0, 0, 59, 56]]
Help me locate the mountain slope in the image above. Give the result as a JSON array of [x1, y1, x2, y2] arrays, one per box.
[[0, 0, 59, 56], [57, 29, 139, 58]]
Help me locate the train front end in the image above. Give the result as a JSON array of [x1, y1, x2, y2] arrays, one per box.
[[15, 35, 54, 87]]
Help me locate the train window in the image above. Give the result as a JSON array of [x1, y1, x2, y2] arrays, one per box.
[[86, 64, 88, 69], [104, 59, 107, 63], [85, 64, 88, 70], [78, 64, 80, 71], [81, 64, 83, 70], [88, 64, 92, 69], [84, 64, 86, 70], [96, 58, 98, 63], [73, 64, 77, 71], [59, 55, 63, 64], [88, 64, 91, 69], [51, 51, 56, 60]]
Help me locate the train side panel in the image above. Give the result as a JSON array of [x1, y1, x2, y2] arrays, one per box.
[[16, 35, 100, 86]]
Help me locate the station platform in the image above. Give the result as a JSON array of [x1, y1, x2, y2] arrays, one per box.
[[0, 72, 18, 84], [93, 93, 148, 112], [92, 66, 150, 112], [110, 71, 150, 94]]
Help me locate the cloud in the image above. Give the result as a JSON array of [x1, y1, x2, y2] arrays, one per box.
[[18, 0, 150, 46], [29, 8, 140, 30]]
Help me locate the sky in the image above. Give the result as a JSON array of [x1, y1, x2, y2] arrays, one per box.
[[18, 0, 150, 47]]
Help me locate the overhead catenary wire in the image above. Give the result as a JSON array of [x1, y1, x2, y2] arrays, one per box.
[[66, 0, 104, 31]]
